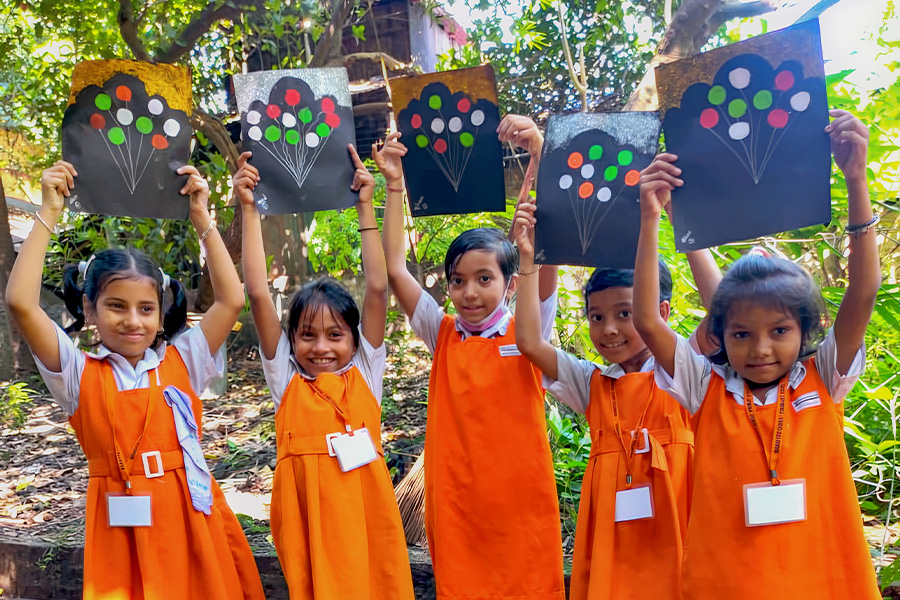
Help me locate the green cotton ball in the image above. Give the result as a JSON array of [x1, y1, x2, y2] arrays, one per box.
[[415, 134, 429, 148], [604, 165, 618, 181], [316, 123, 331, 137], [265, 125, 281, 142], [728, 99, 747, 118], [135, 116, 153, 134], [94, 93, 112, 111], [428, 95, 442, 110], [286, 130, 300, 145], [753, 90, 773, 110], [459, 132, 475, 147], [299, 107, 313, 123], [588, 145, 603, 160], [107, 127, 125, 145], [617, 150, 633, 166], [708, 85, 727, 106]]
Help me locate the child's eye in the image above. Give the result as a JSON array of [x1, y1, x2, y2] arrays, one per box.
[[618, 310, 631, 319], [589, 314, 602, 322], [774, 326, 790, 335], [480, 275, 492, 284], [450, 277, 463, 286], [329, 331, 344, 338], [732, 331, 750, 339]]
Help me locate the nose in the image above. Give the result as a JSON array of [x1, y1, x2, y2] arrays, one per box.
[[601, 319, 618, 337], [124, 308, 140, 328], [463, 282, 478, 300], [312, 335, 329, 352], [750, 335, 772, 358]]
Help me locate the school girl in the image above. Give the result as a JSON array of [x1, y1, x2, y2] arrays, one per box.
[[632, 110, 881, 599], [379, 117, 566, 600], [5, 161, 265, 599], [513, 197, 722, 599], [234, 147, 414, 600]]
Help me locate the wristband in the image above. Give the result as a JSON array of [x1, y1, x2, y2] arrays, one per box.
[[35, 212, 55, 234], [518, 266, 542, 276], [358, 227, 379, 233], [199, 219, 217, 242], [845, 214, 878, 236], [386, 184, 404, 193]]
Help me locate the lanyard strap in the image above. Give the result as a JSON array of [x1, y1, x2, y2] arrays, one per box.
[[104, 368, 160, 492], [743, 379, 788, 486], [308, 375, 352, 431], [609, 376, 655, 488]]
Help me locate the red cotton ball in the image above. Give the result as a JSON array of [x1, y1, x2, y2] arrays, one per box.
[[410, 114, 422, 129], [774, 71, 795, 92], [325, 113, 341, 128], [285, 89, 301, 106], [321, 98, 335, 113], [151, 134, 169, 150], [434, 138, 448, 154], [267, 104, 282, 119], [116, 85, 132, 102], [767, 108, 789, 129], [699, 107, 719, 129], [89, 113, 106, 129]]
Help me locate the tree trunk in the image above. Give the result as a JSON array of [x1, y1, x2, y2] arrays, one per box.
[[0, 178, 34, 377]]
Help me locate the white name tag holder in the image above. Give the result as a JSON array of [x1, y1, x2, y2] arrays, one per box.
[[107, 493, 152, 527], [744, 479, 807, 527], [498, 344, 522, 357], [615, 485, 654, 522], [326, 427, 378, 472]]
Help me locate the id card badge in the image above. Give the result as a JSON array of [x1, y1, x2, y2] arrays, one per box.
[[615, 485, 654, 522], [327, 427, 378, 472], [744, 479, 807, 527], [107, 492, 152, 527]]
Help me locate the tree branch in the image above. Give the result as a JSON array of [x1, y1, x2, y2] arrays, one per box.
[[332, 51, 414, 72], [117, 0, 152, 61], [190, 108, 240, 174], [309, 0, 357, 68], [153, 0, 262, 64]]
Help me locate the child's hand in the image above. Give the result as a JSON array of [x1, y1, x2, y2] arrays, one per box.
[[371, 132, 407, 187], [639, 153, 682, 217], [177, 164, 211, 224], [233, 152, 260, 208], [40, 161, 76, 219], [513, 200, 538, 262], [826, 109, 869, 183], [349, 144, 375, 205], [497, 115, 543, 158]]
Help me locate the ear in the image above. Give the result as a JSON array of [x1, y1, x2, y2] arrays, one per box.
[[83, 294, 95, 324], [658, 300, 671, 322], [506, 274, 519, 300]]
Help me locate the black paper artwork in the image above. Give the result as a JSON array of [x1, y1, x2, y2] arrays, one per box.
[[61, 74, 192, 220], [534, 112, 660, 269], [234, 68, 357, 215], [658, 21, 831, 250], [394, 81, 504, 216]]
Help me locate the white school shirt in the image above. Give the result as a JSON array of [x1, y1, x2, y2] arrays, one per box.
[[546, 351, 655, 414], [34, 324, 222, 418], [260, 327, 387, 411], [409, 290, 558, 354], [654, 328, 865, 414]]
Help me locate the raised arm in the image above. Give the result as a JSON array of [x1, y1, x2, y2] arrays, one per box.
[[513, 200, 559, 380], [633, 153, 682, 377], [374, 132, 422, 318], [497, 114, 559, 301], [5, 161, 75, 372], [827, 110, 881, 374], [182, 165, 245, 355], [349, 145, 387, 348], [235, 152, 282, 360]]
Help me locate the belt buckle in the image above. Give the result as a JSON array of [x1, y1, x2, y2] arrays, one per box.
[[325, 433, 342, 457], [631, 428, 651, 455], [141, 450, 164, 478]]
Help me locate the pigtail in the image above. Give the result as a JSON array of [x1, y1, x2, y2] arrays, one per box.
[[62, 263, 86, 333], [162, 277, 188, 341]]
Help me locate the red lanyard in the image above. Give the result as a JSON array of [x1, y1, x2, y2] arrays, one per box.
[[743, 378, 788, 486], [104, 368, 159, 493], [609, 376, 655, 488], [308, 375, 352, 431]]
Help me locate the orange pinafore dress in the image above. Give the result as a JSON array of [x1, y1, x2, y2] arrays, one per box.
[[569, 369, 693, 600], [271, 368, 414, 600], [71, 348, 264, 600], [425, 315, 565, 600], [682, 359, 880, 599]]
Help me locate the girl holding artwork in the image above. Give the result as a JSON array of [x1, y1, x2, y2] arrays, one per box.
[[380, 116, 566, 600], [632, 110, 881, 599], [234, 146, 415, 600], [5, 161, 265, 599]]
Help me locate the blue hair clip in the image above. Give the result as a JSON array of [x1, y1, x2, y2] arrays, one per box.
[[159, 268, 171, 291], [78, 255, 96, 279]]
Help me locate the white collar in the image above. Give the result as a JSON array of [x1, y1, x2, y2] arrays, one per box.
[[715, 360, 806, 405], [88, 342, 167, 376], [289, 354, 354, 381], [602, 355, 655, 380]]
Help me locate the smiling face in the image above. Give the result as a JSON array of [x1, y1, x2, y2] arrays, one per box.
[[84, 276, 162, 367], [723, 301, 802, 386], [447, 249, 515, 324], [587, 286, 669, 373], [292, 305, 356, 377]]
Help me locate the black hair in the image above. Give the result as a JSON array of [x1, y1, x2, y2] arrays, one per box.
[[583, 259, 672, 309], [286, 278, 361, 353], [708, 251, 826, 365], [62, 248, 187, 345], [444, 228, 518, 283]]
